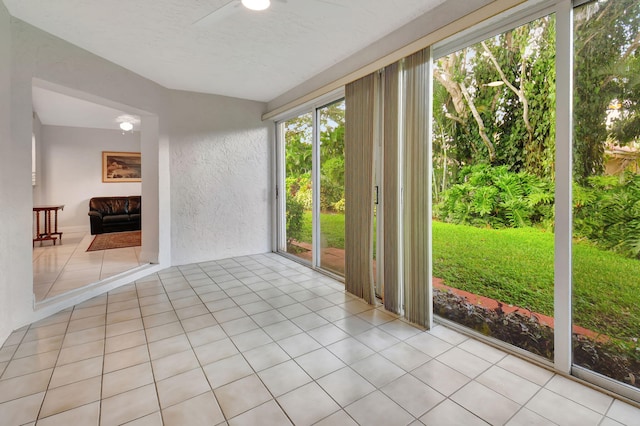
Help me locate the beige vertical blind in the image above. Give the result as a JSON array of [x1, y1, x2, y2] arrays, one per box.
[[383, 62, 402, 314], [345, 73, 376, 304], [402, 48, 431, 327]]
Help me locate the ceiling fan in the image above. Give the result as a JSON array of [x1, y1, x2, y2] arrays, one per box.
[[193, 0, 282, 26], [193, 0, 342, 27]]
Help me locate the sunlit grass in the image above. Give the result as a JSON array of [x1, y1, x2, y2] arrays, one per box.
[[297, 212, 639, 338], [433, 221, 640, 338]]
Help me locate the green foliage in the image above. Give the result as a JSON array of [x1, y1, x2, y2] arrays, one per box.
[[286, 174, 312, 210], [435, 165, 554, 229], [285, 195, 304, 244], [433, 221, 640, 340], [432, 15, 556, 182], [284, 100, 345, 213], [573, 172, 640, 259], [574, 0, 640, 182]]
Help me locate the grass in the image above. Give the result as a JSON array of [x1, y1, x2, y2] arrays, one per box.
[[297, 212, 640, 338], [433, 221, 640, 339]]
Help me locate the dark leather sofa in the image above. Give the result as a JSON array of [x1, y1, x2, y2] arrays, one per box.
[[88, 196, 141, 235]]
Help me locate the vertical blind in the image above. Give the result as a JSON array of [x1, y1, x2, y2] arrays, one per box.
[[402, 48, 431, 327], [344, 73, 376, 304], [344, 49, 431, 328], [383, 62, 402, 314]]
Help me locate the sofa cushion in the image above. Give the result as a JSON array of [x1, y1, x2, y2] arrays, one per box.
[[103, 214, 132, 223], [89, 197, 129, 215], [128, 196, 141, 214]]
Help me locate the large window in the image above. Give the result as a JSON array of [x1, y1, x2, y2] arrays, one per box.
[[432, 14, 557, 360], [280, 112, 314, 264], [273, 0, 640, 402], [277, 98, 346, 277], [572, 0, 640, 393]]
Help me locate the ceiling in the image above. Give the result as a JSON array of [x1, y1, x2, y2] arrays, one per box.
[[32, 86, 140, 131], [5, 0, 446, 103]]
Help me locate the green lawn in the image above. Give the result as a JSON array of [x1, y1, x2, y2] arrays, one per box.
[[298, 212, 640, 338], [434, 221, 640, 339]]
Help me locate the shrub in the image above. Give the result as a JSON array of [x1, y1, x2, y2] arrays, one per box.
[[573, 172, 640, 259], [286, 174, 313, 210], [285, 195, 304, 244], [435, 164, 555, 229]]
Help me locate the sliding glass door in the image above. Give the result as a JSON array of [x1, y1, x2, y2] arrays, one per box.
[[280, 112, 313, 264], [277, 97, 346, 277], [318, 100, 346, 275], [432, 13, 557, 360], [572, 0, 640, 393]]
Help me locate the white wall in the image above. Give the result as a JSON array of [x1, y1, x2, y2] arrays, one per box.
[[169, 90, 272, 265], [40, 125, 141, 230], [0, 15, 272, 346], [0, 1, 23, 345], [32, 112, 44, 205]]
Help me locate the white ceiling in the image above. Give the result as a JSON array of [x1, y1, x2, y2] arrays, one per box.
[[5, 0, 446, 103], [32, 87, 140, 131]]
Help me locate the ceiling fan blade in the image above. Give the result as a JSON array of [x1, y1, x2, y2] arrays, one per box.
[[192, 0, 241, 27]]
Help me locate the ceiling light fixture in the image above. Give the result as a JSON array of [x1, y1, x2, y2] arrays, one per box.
[[119, 121, 134, 132], [241, 0, 270, 11]]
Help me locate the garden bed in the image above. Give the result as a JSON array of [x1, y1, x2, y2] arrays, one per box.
[[434, 288, 640, 389]]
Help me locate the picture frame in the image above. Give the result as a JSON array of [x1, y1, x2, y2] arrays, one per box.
[[102, 151, 141, 183]]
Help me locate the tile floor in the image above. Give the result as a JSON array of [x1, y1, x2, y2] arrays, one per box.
[[3, 253, 640, 425], [33, 231, 143, 302]]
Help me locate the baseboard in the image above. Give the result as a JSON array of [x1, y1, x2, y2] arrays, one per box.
[[32, 263, 164, 316]]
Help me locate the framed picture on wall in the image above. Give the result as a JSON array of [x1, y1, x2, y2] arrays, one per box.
[[102, 151, 141, 182]]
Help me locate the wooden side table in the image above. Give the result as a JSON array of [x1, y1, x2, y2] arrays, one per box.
[[33, 205, 64, 246]]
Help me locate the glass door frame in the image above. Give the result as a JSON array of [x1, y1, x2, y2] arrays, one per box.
[[429, 0, 639, 402], [274, 89, 346, 280]]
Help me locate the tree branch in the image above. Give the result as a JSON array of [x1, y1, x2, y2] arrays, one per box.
[[481, 41, 533, 144], [459, 81, 496, 161]]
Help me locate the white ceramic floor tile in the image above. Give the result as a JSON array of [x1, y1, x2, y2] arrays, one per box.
[[506, 408, 557, 425], [203, 353, 253, 389], [161, 391, 225, 426], [243, 342, 291, 372], [476, 365, 541, 405], [295, 348, 346, 380], [214, 374, 272, 419], [381, 374, 445, 418], [156, 368, 211, 409], [526, 388, 603, 426], [317, 367, 376, 407], [497, 355, 554, 386], [405, 332, 453, 358], [351, 354, 406, 388], [607, 399, 640, 425], [12, 255, 639, 426], [277, 382, 340, 426], [380, 341, 431, 372], [420, 399, 489, 426], [545, 375, 613, 415], [0, 391, 45, 426], [228, 400, 292, 426], [258, 359, 312, 397], [37, 400, 100, 426], [436, 347, 492, 379], [345, 390, 414, 426], [451, 381, 521, 425]]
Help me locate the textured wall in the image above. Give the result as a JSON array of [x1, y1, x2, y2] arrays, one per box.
[[0, 1, 20, 344], [1, 15, 272, 345], [40, 126, 141, 230], [2, 18, 168, 344], [169, 90, 272, 265]]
